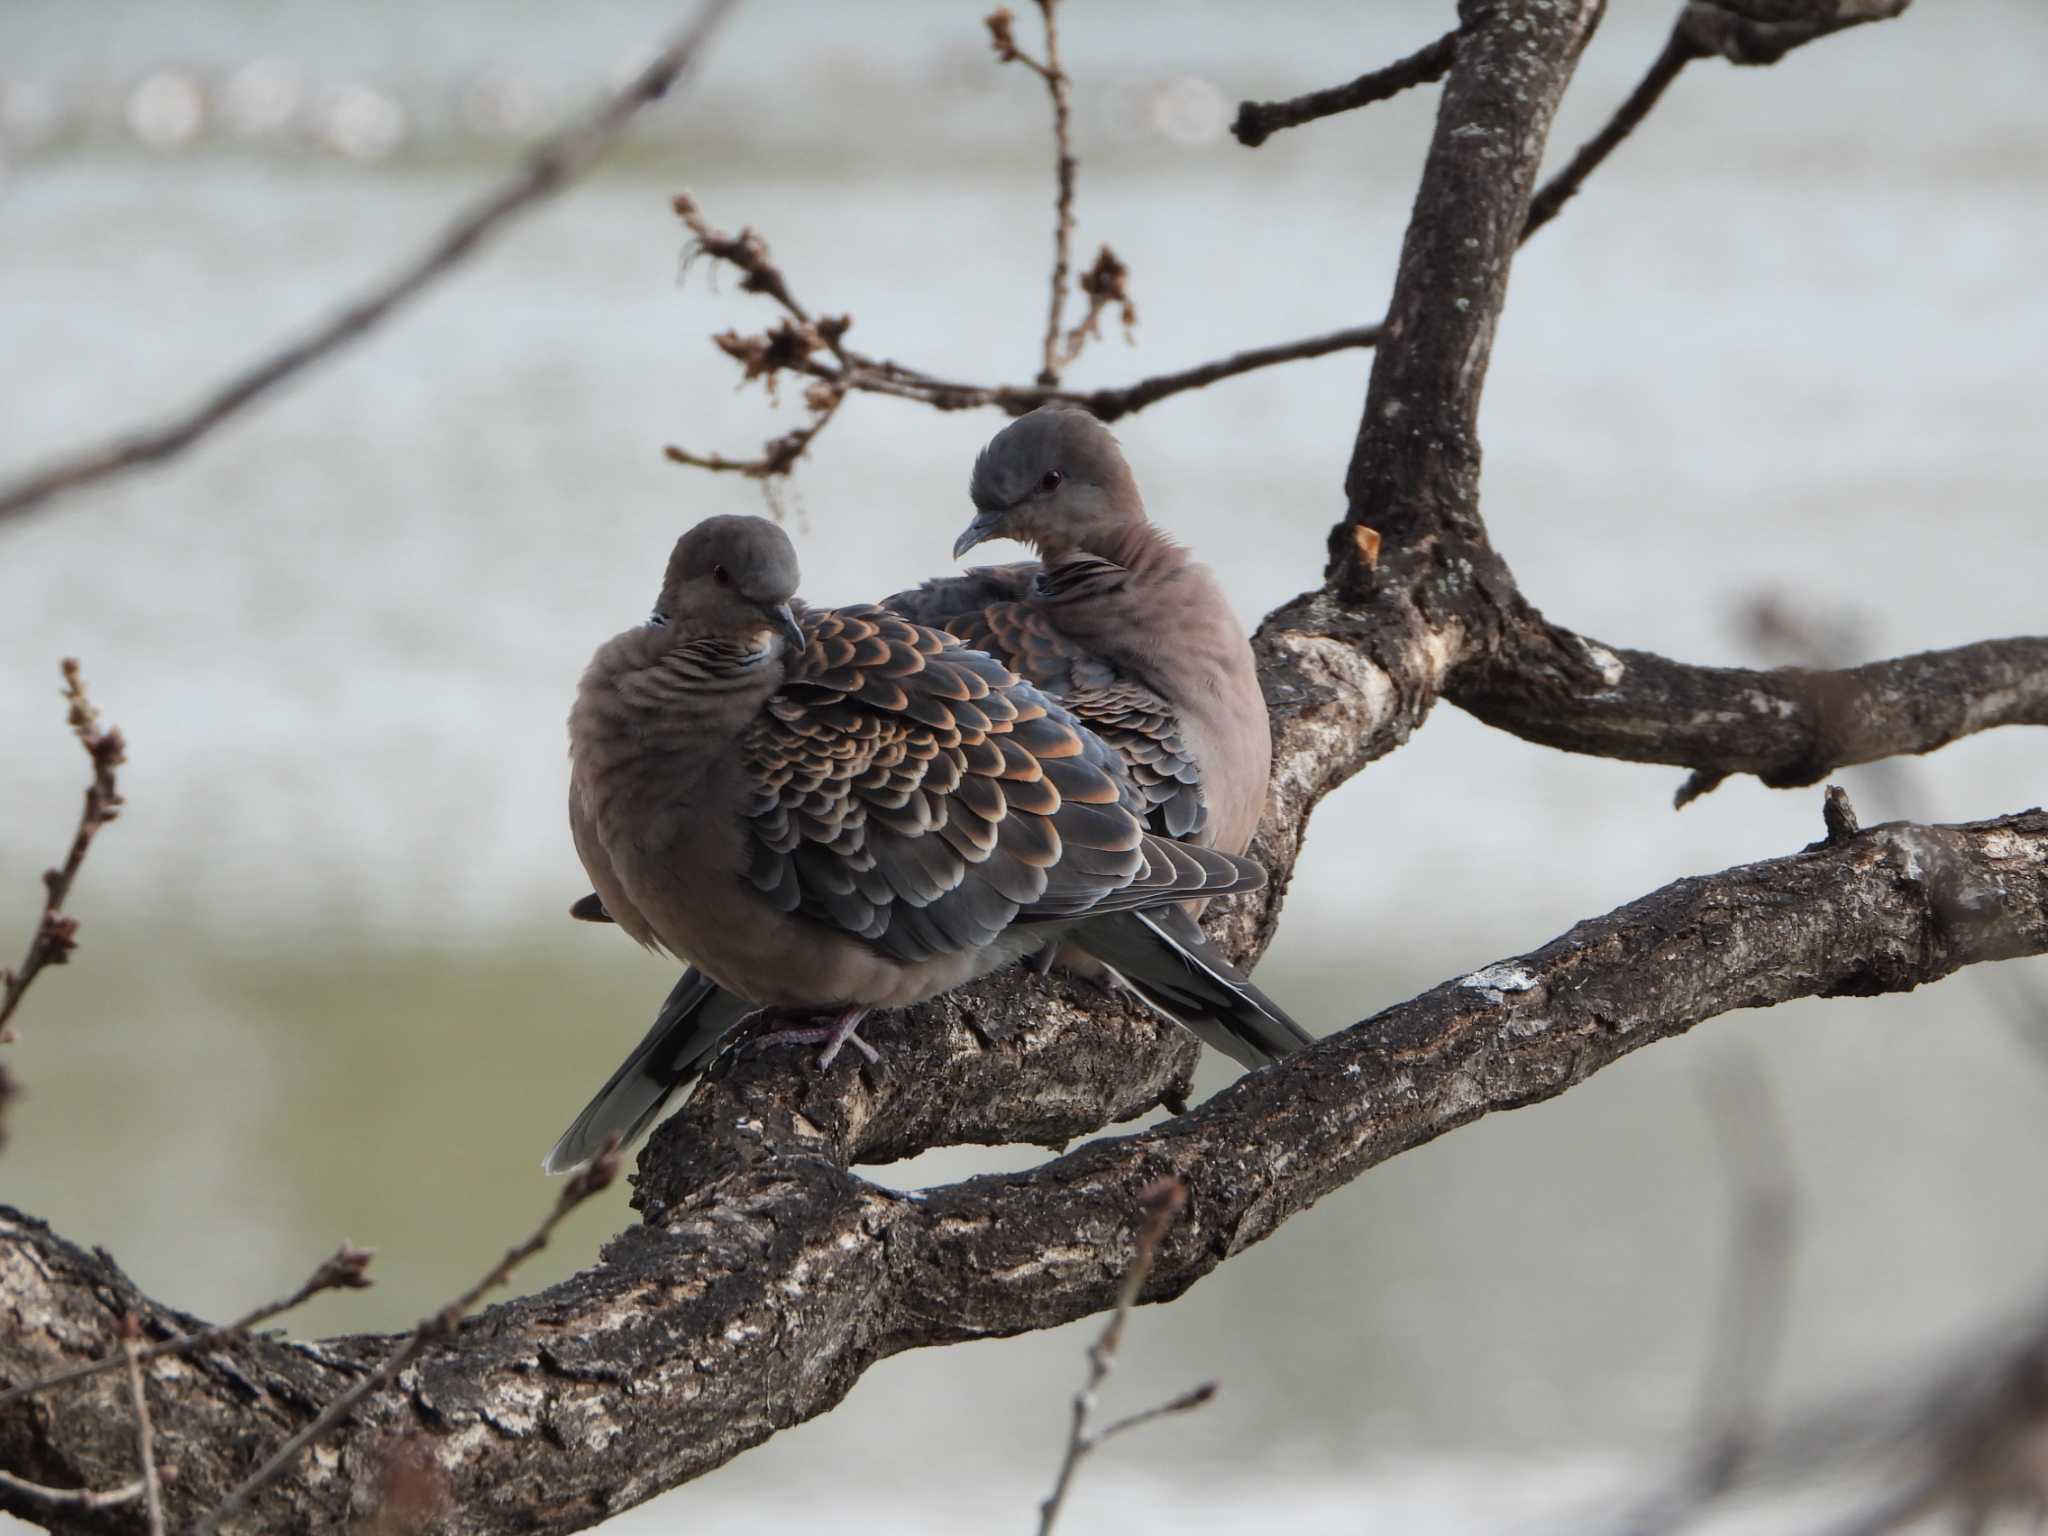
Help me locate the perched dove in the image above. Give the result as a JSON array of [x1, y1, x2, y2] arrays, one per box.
[[548, 514, 1281, 1172], [891, 404, 1273, 860]]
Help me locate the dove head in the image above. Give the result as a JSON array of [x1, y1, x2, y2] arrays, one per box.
[[653, 515, 804, 653], [955, 405, 1145, 562]]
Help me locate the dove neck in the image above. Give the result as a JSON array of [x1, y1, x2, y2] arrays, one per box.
[[1042, 516, 1185, 579]]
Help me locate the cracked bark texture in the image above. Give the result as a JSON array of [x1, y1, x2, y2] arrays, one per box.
[[5, 0, 2045, 1531]]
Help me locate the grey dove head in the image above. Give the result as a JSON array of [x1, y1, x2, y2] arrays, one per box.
[[955, 405, 1144, 561], [654, 515, 804, 652]]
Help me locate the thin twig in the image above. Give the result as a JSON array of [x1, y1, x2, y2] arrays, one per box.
[[1053, 245, 1137, 374], [668, 0, 1893, 484], [1232, 28, 1461, 147], [989, 3, 1079, 385], [1523, 0, 1909, 242], [0, 659, 126, 1044], [121, 1315, 166, 1536], [1038, 1175, 1213, 1536], [0, 1241, 374, 1413], [670, 185, 1383, 471], [1522, 26, 1701, 242], [1093, 1379, 1218, 1444], [0, 0, 738, 526], [0, 1470, 145, 1512], [186, 1140, 621, 1536]]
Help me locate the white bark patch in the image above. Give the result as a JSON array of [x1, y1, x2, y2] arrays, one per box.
[[1461, 961, 1540, 1004], [1577, 638, 1625, 689]]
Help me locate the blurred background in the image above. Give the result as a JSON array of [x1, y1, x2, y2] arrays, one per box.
[[3, 2, 2045, 1530]]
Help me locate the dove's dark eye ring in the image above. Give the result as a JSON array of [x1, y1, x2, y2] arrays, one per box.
[[712, 564, 731, 587], [1038, 468, 1064, 495]]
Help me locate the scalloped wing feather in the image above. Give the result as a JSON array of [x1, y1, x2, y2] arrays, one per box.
[[741, 604, 1223, 968]]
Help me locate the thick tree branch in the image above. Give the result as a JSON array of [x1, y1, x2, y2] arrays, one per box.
[[1453, 633, 2048, 807], [6, 809, 2044, 1532], [0, 0, 737, 527]]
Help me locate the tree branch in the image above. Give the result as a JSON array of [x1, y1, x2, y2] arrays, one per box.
[[1452, 632, 2048, 808], [5, 808, 2044, 1532], [0, 0, 738, 527], [1231, 28, 1460, 148]]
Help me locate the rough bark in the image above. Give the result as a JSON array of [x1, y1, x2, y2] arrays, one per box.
[[5, 810, 2045, 1533]]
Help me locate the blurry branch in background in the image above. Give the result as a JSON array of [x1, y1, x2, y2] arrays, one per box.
[[0, 1241, 374, 1414], [1620, 1286, 2048, 1533], [1232, 26, 1460, 147], [1617, 1056, 1801, 1536], [1798, 1316, 2048, 1535], [0, 0, 738, 528], [187, 1139, 621, 1536], [0, 658, 126, 1047], [1038, 1176, 1216, 1536]]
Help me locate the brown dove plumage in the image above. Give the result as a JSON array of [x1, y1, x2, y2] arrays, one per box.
[[893, 404, 1275, 861], [548, 513, 1278, 1171]]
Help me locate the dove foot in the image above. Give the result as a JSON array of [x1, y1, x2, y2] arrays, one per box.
[[752, 1006, 879, 1069]]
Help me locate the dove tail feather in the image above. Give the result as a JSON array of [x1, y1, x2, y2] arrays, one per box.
[[542, 969, 756, 1174], [1076, 906, 1317, 1068]]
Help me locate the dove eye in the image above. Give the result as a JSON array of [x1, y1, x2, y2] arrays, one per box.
[[712, 564, 732, 587], [1038, 468, 1064, 495]]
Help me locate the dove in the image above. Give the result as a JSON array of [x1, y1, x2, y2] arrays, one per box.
[[549, 514, 1283, 1171], [893, 403, 1274, 861]]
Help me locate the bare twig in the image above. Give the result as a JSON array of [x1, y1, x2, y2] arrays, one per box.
[[0, 0, 738, 526], [989, 3, 1079, 384], [1054, 245, 1137, 373], [0, 659, 126, 1044], [1038, 1176, 1214, 1536], [669, 186, 1382, 469], [1232, 27, 1461, 147], [188, 1141, 619, 1536], [1523, 26, 1701, 241], [1093, 1379, 1218, 1445], [0, 1240, 373, 1413], [1523, 0, 1909, 241], [665, 381, 847, 487], [0, 1470, 144, 1513], [121, 1315, 166, 1536]]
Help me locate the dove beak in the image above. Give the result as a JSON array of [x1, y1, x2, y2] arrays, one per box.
[[952, 507, 1005, 561], [770, 602, 805, 654]]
